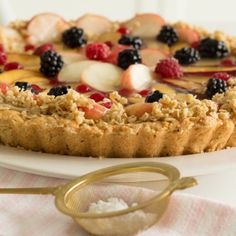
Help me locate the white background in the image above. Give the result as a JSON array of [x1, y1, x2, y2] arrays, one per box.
[[1, 0, 236, 34]]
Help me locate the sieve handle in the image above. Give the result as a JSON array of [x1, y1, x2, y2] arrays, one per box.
[[0, 187, 59, 195], [169, 177, 197, 192]]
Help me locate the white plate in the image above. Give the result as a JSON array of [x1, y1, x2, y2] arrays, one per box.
[[0, 145, 235, 179]]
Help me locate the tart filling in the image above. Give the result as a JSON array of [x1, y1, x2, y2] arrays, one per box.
[[0, 13, 236, 157]]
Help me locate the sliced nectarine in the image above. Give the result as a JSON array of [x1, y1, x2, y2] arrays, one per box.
[[76, 14, 112, 35], [82, 104, 108, 120], [7, 53, 40, 68], [140, 48, 168, 67], [124, 13, 166, 38], [121, 64, 153, 91], [26, 13, 69, 45], [125, 103, 153, 117]]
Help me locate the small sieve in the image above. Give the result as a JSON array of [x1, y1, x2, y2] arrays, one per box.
[[0, 162, 197, 236]]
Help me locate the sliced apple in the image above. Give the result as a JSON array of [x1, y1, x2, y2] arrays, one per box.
[[152, 83, 177, 96], [121, 64, 153, 91], [124, 13, 166, 38], [7, 53, 40, 68], [0, 70, 42, 84], [26, 13, 69, 45], [140, 48, 168, 67], [125, 103, 153, 117], [81, 104, 108, 120], [81, 62, 122, 92], [58, 60, 97, 83], [76, 14, 112, 36], [162, 78, 202, 91], [174, 24, 200, 44]]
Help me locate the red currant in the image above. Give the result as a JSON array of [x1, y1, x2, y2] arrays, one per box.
[[4, 62, 23, 71], [31, 84, 42, 93], [101, 101, 112, 109], [118, 88, 133, 97], [139, 89, 151, 97], [76, 84, 92, 93], [25, 44, 35, 51], [0, 44, 4, 53], [117, 27, 130, 35], [90, 92, 106, 102], [0, 52, 7, 65], [34, 43, 54, 56], [104, 41, 113, 49], [220, 59, 236, 67]]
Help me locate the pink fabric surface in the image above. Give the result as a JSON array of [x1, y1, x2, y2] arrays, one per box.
[[0, 167, 236, 236]]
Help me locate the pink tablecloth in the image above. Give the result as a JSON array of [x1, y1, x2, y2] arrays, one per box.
[[0, 167, 236, 236]]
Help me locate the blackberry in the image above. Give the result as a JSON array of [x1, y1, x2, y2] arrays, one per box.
[[118, 35, 143, 50], [206, 78, 227, 99], [156, 25, 179, 46], [15, 82, 31, 91], [198, 38, 229, 59], [62, 27, 87, 48], [40, 50, 64, 78], [118, 49, 142, 70], [145, 90, 163, 103], [47, 86, 69, 97], [174, 47, 200, 65]]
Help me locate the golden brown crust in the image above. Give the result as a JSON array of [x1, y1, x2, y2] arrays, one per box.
[[0, 109, 235, 158]]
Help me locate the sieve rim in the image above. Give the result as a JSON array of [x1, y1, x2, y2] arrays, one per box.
[[54, 162, 180, 219]]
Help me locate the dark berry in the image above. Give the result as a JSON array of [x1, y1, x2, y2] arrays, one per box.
[[62, 27, 87, 48], [206, 78, 227, 99], [15, 82, 31, 91], [156, 26, 179, 46], [145, 90, 164, 103], [118, 35, 143, 50], [118, 49, 142, 70], [174, 47, 200, 65], [198, 38, 229, 59], [40, 50, 64, 78], [47, 86, 69, 97]]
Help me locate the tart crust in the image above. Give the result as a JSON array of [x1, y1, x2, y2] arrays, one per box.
[[0, 109, 235, 158]]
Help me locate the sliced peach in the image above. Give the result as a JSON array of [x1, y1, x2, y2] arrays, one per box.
[[152, 83, 177, 96], [183, 66, 236, 75], [175, 25, 200, 45], [125, 103, 153, 117], [0, 70, 42, 84], [16, 76, 48, 85], [26, 13, 69, 45], [183, 75, 209, 84], [82, 104, 108, 120], [81, 62, 122, 92], [140, 48, 168, 67], [121, 64, 153, 91], [7, 53, 40, 68], [143, 39, 170, 54], [76, 14, 112, 35], [124, 13, 166, 38], [162, 78, 202, 91]]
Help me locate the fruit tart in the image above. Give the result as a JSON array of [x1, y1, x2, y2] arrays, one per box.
[[0, 12, 236, 158]]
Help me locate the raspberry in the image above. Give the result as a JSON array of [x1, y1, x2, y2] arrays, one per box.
[[34, 43, 54, 56], [4, 62, 23, 71], [86, 43, 111, 61], [155, 58, 183, 79], [212, 72, 231, 82], [117, 27, 130, 35], [76, 84, 92, 93], [0, 52, 7, 65]]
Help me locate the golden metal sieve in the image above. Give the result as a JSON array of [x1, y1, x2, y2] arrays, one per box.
[[0, 162, 197, 236]]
